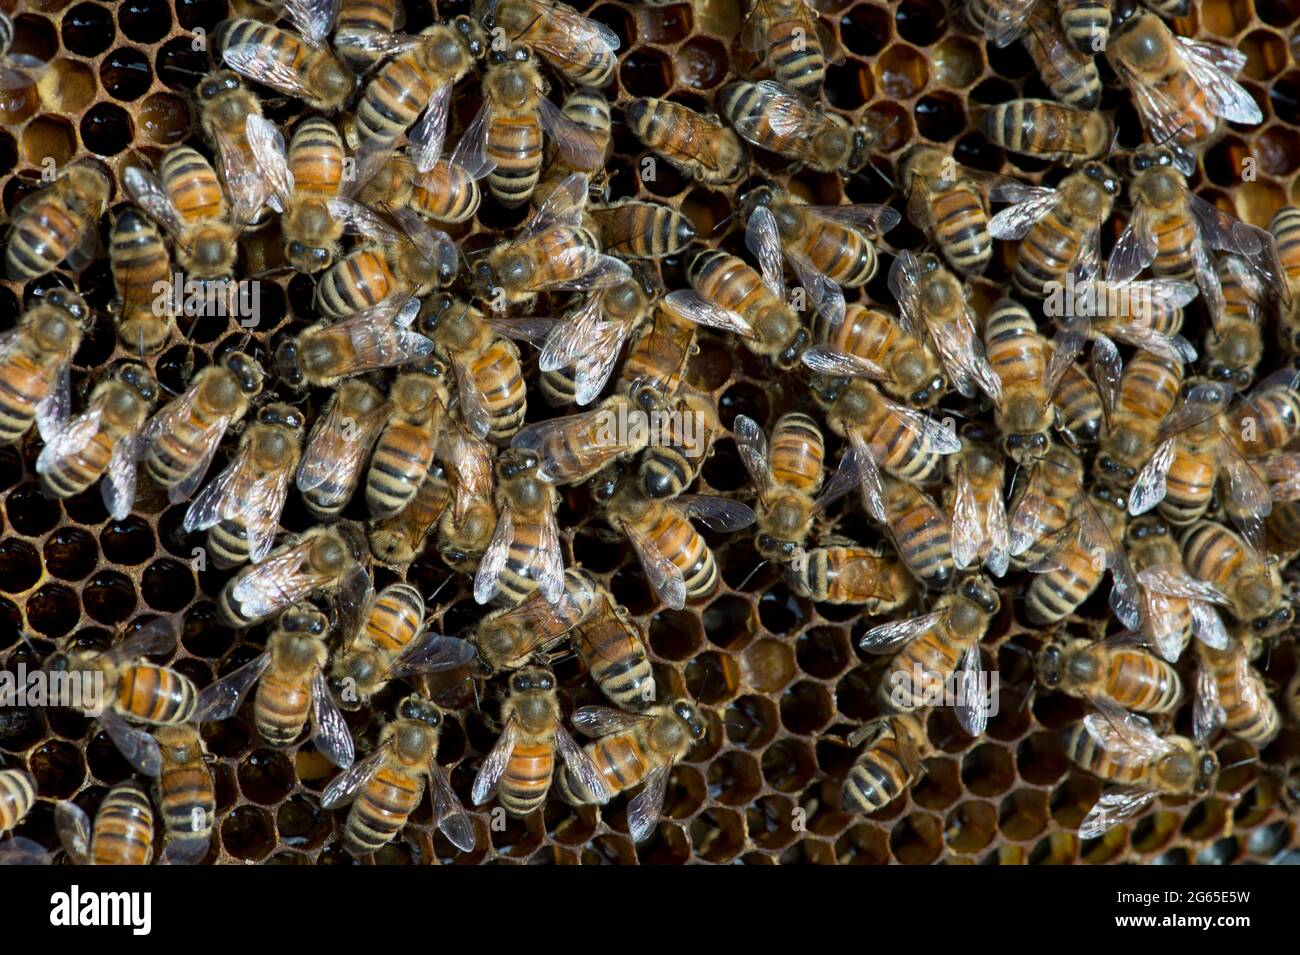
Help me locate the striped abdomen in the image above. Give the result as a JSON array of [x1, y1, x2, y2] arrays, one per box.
[[91, 781, 155, 865], [336, 0, 403, 66], [220, 20, 312, 77], [1063, 723, 1151, 786], [159, 763, 215, 852], [498, 512, 558, 606], [499, 740, 555, 815], [769, 413, 825, 493], [561, 733, 648, 803], [630, 508, 717, 602], [522, 226, 602, 293], [160, 147, 226, 224], [1014, 209, 1082, 297], [316, 248, 396, 319], [356, 51, 433, 148], [1159, 444, 1214, 525], [467, 340, 526, 444], [367, 419, 437, 518], [411, 160, 479, 222], [1058, 0, 1109, 52], [145, 407, 223, 489], [888, 493, 954, 590], [1051, 365, 1102, 447], [0, 770, 35, 833], [486, 111, 543, 205], [1026, 538, 1103, 624], [928, 182, 992, 275], [116, 664, 197, 724], [0, 352, 55, 443], [1116, 352, 1183, 427], [1105, 649, 1183, 713], [362, 583, 424, 655], [574, 614, 654, 709], [795, 213, 876, 287], [690, 250, 780, 322], [984, 300, 1046, 392], [858, 406, 944, 484], [254, 671, 312, 745], [345, 764, 422, 854], [6, 197, 80, 278], [1228, 389, 1300, 458], [289, 117, 344, 199], [41, 426, 113, 499], [1149, 210, 1195, 280], [766, 12, 827, 97], [1154, 71, 1216, 143], [842, 728, 918, 813], [1213, 665, 1279, 744], [1269, 206, 1300, 292], [110, 210, 171, 309], [881, 628, 965, 711], [1181, 521, 1244, 592]]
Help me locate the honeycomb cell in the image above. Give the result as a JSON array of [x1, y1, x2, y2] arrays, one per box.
[[707, 749, 763, 805], [101, 47, 154, 102], [138, 92, 191, 145], [141, 558, 197, 612], [945, 799, 997, 855], [740, 637, 796, 693], [1241, 29, 1288, 81], [12, 13, 59, 61], [1246, 820, 1290, 857], [21, 115, 76, 169], [118, 0, 174, 43], [0, 539, 42, 593], [42, 59, 98, 114], [912, 756, 962, 810], [1270, 70, 1300, 125], [81, 571, 137, 624], [0, 134, 15, 178], [1196, 836, 1240, 865], [0, 702, 46, 751], [685, 650, 739, 704], [1256, 0, 1300, 25], [867, 101, 912, 153], [675, 37, 728, 90], [1129, 810, 1180, 854], [25, 583, 81, 637], [100, 517, 156, 565], [222, 805, 277, 861], [839, 3, 891, 56], [81, 102, 135, 156], [648, 608, 703, 660], [758, 584, 807, 635], [628, 3, 689, 43], [1028, 832, 1078, 865], [29, 739, 86, 798], [701, 593, 754, 649], [1200, 0, 1253, 36], [1256, 125, 1300, 176], [915, 91, 966, 143], [748, 794, 800, 850], [824, 60, 872, 110], [889, 811, 944, 863], [62, 3, 116, 56], [1237, 178, 1288, 228], [961, 742, 1016, 797], [156, 37, 210, 91], [724, 693, 780, 750], [998, 789, 1048, 841], [761, 737, 816, 793], [835, 822, 891, 863], [620, 48, 674, 98], [779, 680, 834, 734], [1049, 775, 1102, 830], [875, 42, 929, 99], [1016, 731, 1068, 786]]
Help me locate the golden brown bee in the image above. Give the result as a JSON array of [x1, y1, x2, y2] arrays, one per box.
[[196, 602, 355, 767], [573, 589, 657, 710], [982, 298, 1053, 463], [540, 274, 656, 407], [946, 424, 1010, 578], [475, 447, 565, 607], [472, 667, 610, 817], [511, 390, 662, 491], [559, 700, 707, 842], [1222, 369, 1300, 461], [1023, 3, 1102, 109], [977, 98, 1111, 163], [274, 296, 436, 389], [625, 97, 745, 186], [333, 0, 407, 68], [4, 160, 110, 280], [194, 70, 271, 224], [479, 0, 620, 86], [1095, 350, 1184, 489], [184, 402, 306, 567], [589, 199, 695, 260], [298, 379, 391, 518], [355, 152, 485, 226], [0, 767, 42, 863], [433, 424, 497, 571], [370, 464, 451, 566], [1036, 633, 1184, 714], [1270, 206, 1300, 356], [218, 525, 372, 628], [1007, 444, 1086, 570], [741, 0, 845, 97], [857, 452, 956, 591], [37, 362, 156, 519], [366, 369, 450, 520], [720, 79, 876, 174], [638, 384, 723, 500], [1194, 640, 1279, 747], [0, 287, 86, 446], [900, 147, 1003, 279], [55, 780, 155, 865], [806, 304, 947, 409], [124, 146, 240, 279], [216, 1, 355, 113], [321, 694, 476, 856], [154, 725, 216, 865], [1182, 520, 1294, 639], [1057, 0, 1113, 53], [863, 574, 1000, 736], [1206, 254, 1265, 390], [1067, 699, 1218, 837], [840, 714, 930, 814], [786, 545, 914, 610], [139, 350, 266, 504], [473, 568, 602, 671], [108, 208, 175, 356], [1052, 361, 1105, 450], [46, 616, 196, 777]]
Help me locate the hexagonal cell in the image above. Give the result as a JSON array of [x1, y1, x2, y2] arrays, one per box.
[[26, 583, 81, 637], [1028, 832, 1078, 865], [1049, 774, 1101, 830], [779, 680, 834, 734], [1270, 70, 1300, 126], [701, 592, 754, 649], [648, 607, 704, 660], [157, 36, 210, 91], [889, 811, 944, 863], [82, 571, 138, 624], [874, 42, 929, 100], [1240, 29, 1288, 82], [627, 3, 689, 43], [839, 3, 891, 57], [81, 103, 135, 157], [866, 101, 912, 154], [1256, 125, 1300, 177], [1200, 0, 1253, 36], [1128, 809, 1180, 855], [238, 749, 297, 805], [12, 13, 59, 61], [824, 59, 872, 111], [961, 742, 1017, 797], [998, 788, 1049, 842], [139, 93, 192, 146], [222, 805, 277, 861], [685, 650, 739, 704], [674, 37, 727, 90], [761, 737, 817, 793], [21, 115, 76, 169], [118, 0, 174, 42], [62, 3, 117, 56], [725, 692, 780, 749], [175, 0, 227, 32], [40, 59, 98, 114], [100, 47, 154, 102], [707, 749, 763, 805], [741, 637, 797, 694], [1196, 836, 1240, 865], [28, 739, 86, 798], [795, 626, 850, 679], [620, 48, 674, 98], [1236, 179, 1287, 229], [945, 799, 997, 855], [1016, 731, 1069, 786], [0, 539, 42, 593]]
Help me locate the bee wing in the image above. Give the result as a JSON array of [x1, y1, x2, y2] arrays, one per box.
[[981, 0, 1035, 45], [34, 361, 71, 443], [223, 42, 321, 102], [1105, 201, 1158, 285], [392, 206, 458, 278], [100, 709, 163, 777], [955, 645, 989, 737], [228, 540, 319, 616], [138, 385, 227, 498], [102, 434, 141, 522], [1105, 324, 1196, 366], [525, 1, 621, 63], [410, 82, 453, 173], [888, 401, 962, 456], [537, 503, 566, 606], [449, 102, 495, 184], [1083, 698, 1175, 766], [987, 187, 1058, 241], [283, 0, 340, 48], [1128, 438, 1175, 517], [813, 446, 867, 514], [1028, 518, 1083, 574], [160, 835, 212, 866], [0, 835, 52, 866], [573, 321, 633, 405], [183, 440, 255, 533], [886, 249, 922, 333], [624, 761, 671, 843], [732, 414, 772, 499], [1223, 443, 1272, 548], [123, 166, 188, 238], [451, 353, 492, 441], [333, 297, 437, 376], [1079, 788, 1160, 840], [1190, 601, 1230, 651], [739, 0, 777, 52], [320, 741, 390, 809], [109, 615, 181, 661], [806, 203, 902, 235], [35, 407, 104, 476], [847, 431, 887, 522], [1175, 36, 1262, 125], [985, 484, 1010, 577], [538, 97, 607, 173], [571, 705, 652, 737], [950, 463, 982, 571], [195, 651, 271, 722], [555, 723, 611, 804], [473, 504, 513, 605], [744, 206, 786, 299], [929, 311, 1002, 402], [679, 495, 757, 531], [859, 610, 945, 653], [1193, 661, 1226, 745], [662, 289, 754, 337], [211, 123, 270, 226], [296, 396, 391, 494], [1137, 563, 1230, 605], [445, 429, 493, 522], [625, 522, 687, 610], [54, 800, 92, 865], [1116, 65, 1200, 176], [471, 716, 519, 805], [429, 761, 477, 852], [332, 26, 421, 56], [539, 295, 603, 372], [244, 114, 294, 211], [335, 560, 374, 646], [1089, 335, 1123, 426], [785, 244, 845, 329], [310, 668, 355, 768], [512, 411, 633, 484], [743, 79, 819, 141], [799, 344, 889, 381]]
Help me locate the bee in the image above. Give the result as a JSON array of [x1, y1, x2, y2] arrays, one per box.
[[320, 695, 476, 856], [1270, 206, 1300, 356], [509, 393, 657, 488], [154, 725, 216, 865], [1221, 368, 1300, 462], [1057, 0, 1112, 54], [366, 369, 450, 520], [900, 147, 1002, 278], [806, 304, 946, 409], [1181, 520, 1294, 639], [786, 545, 915, 610], [638, 384, 724, 500], [839, 714, 930, 814], [124, 145, 240, 279], [596, 477, 755, 611], [0, 288, 85, 446], [946, 424, 1010, 578], [977, 98, 1111, 163], [963, 0, 1036, 46], [218, 525, 372, 629], [473, 667, 610, 816], [740, 0, 845, 97], [720, 79, 876, 175], [541, 275, 656, 407], [193, 70, 271, 224], [36, 362, 157, 520], [1069, 698, 1218, 837], [46, 616, 195, 777], [333, 0, 407, 68], [1194, 640, 1279, 747], [479, 0, 620, 86], [370, 464, 451, 566], [573, 591, 656, 709], [1205, 254, 1265, 390], [625, 97, 745, 186], [557, 88, 613, 172], [216, 0, 354, 113], [589, 199, 695, 260], [330, 583, 475, 710], [1106, 10, 1263, 176], [1022, 2, 1102, 110], [4, 160, 110, 280], [108, 208, 175, 356], [0, 768, 43, 864], [862, 574, 1000, 736], [1095, 350, 1185, 490], [55, 780, 155, 865], [1007, 444, 1086, 569], [433, 425, 497, 572], [560, 701, 707, 842], [740, 185, 900, 325], [474, 568, 601, 671], [355, 151, 486, 226], [196, 603, 355, 768], [274, 296, 435, 390], [474, 447, 565, 607], [1036, 632, 1184, 714], [989, 162, 1121, 299], [857, 451, 956, 591], [138, 350, 266, 504], [458, 47, 605, 206], [183, 402, 306, 567], [1052, 361, 1105, 449], [613, 299, 697, 400], [298, 380, 391, 518], [981, 298, 1054, 463]]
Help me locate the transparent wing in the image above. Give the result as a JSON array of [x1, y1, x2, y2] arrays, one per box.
[[244, 114, 294, 210], [110, 615, 181, 661], [1082, 698, 1175, 766], [733, 414, 772, 499], [452, 353, 492, 441], [1128, 438, 1175, 516], [1190, 601, 1230, 651], [536, 505, 566, 606], [1223, 445, 1272, 549], [322, 297, 436, 376], [805, 204, 901, 235], [0, 836, 52, 865], [540, 97, 608, 171], [103, 434, 140, 521], [555, 724, 611, 803], [449, 102, 493, 184], [626, 762, 671, 843], [662, 290, 754, 337], [813, 446, 867, 513], [35, 362, 71, 443], [183, 440, 256, 532], [296, 395, 390, 494], [1193, 662, 1225, 745], [985, 487, 1010, 577], [679, 495, 757, 532], [1090, 335, 1123, 425], [194, 651, 270, 722], [101, 710, 163, 777], [1137, 564, 1230, 604], [859, 610, 944, 653], [626, 522, 687, 610], [1105, 202, 1157, 285], [524, 1, 621, 62], [139, 388, 231, 503], [386, 630, 476, 680], [310, 668, 355, 768], [123, 165, 188, 238], [982, 0, 1036, 45], [35, 408, 103, 476], [955, 645, 989, 737], [223, 42, 322, 100], [1176, 36, 1263, 125], [320, 741, 389, 809], [784, 243, 845, 328], [283, 0, 340, 47], [410, 82, 453, 173], [800, 344, 889, 381], [745, 205, 786, 299], [54, 800, 92, 864], [849, 432, 887, 523], [539, 295, 603, 371], [887, 250, 922, 333], [1104, 324, 1195, 365], [471, 717, 518, 805], [570, 705, 651, 737], [429, 762, 476, 852], [950, 464, 982, 570], [1079, 788, 1160, 839], [473, 504, 513, 605], [987, 188, 1059, 240]]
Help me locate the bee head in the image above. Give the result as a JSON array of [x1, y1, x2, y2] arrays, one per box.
[[672, 700, 707, 741], [397, 695, 442, 728], [222, 351, 266, 397], [510, 668, 554, 694], [1035, 640, 1062, 688], [272, 338, 305, 390], [196, 69, 242, 101], [40, 287, 89, 326], [451, 15, 486, 58], [117, 362, 157, 404], [1081, 162, 1121, 197]]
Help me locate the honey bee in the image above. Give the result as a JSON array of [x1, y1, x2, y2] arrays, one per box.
[[740, 0, 845, 97], [963, 0, 1035, 46], [614, 299, 697, 400], [458, 47, 605, 206], [473, 667, 610, 816], [1106, 10, 1264, 176], [720, 79, 876, 174], [988, 162, 1121, 298], [1057, 0, 1112, 54], [1270, 206, 1300, 355], [510, 390, 662, 490], [370, 465, 451, 566], [806, 304, 947, 408], [573, 590, 657, 709], [1052, 361, 1106, 450], [366, 369, 450, 520], [216, 0, 355, 113], [560, 701, 707, 842], [46, 616, 195, 777], [320, 694, 476, 855], [196, 602, 355, 768], [900, 147, 1004, 279], [330, 583, 475, 710], [857, 451, 957, 591], [947, 424, 1010, 578], [1205, 254, 1265, 390], [625, 97, 745, 186], [978, 98, 1111, 163], [153, 725, 215, 865], [540, 275, 655, 406], [1023, 2, 1102, 110], [0, 288, 85, 447], [1222, 368, 1300, 461], [1095, 350, 1185, 490], [1182, 519, 1294, 639], [1069, 698, 1218, 837], [981, 298, 1054, 463], [297, 379, 391, 518], [1007, 444, 1085, 568], [433, 425, 497, 571], [473, 568, 601, 671], [475, 447, 564, 607], [218, 525, 372, 629], [838, 714, 930, 814], [741, 185, 899, 325], [479, 0, 619, 86], [0, 768, 43, 864], [138, 350, 266, 504], [108, 208, 176, 355], [36, 362, 157, 520], [194, 70, 271, 224], [355, 151, 486, 226], [123, 146, 241, 279], [4, 160, 110, 280], [589, 199, 696, 260], [1194, 640, 1279, 747], [183, 402, 306, 567], [1036, 632, 1184, 714], [274, 296, 436, 389], [55, 780, 155, 865], [333, 0, 407, 68], [786, 545, 915, 610], [861, 574, 1001, 736], [596, 477, 754, 611], [638, 384, 724, 500]]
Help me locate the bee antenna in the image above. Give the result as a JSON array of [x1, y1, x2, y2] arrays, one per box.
[[1219, 755, 1260, 773], [736, 559, 770, 591]]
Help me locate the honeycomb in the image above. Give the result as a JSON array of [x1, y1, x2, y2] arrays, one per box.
[[1, 0, 1299, 865]]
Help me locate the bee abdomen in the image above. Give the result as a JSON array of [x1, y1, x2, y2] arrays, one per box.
[[500, 742, 554, 815], [842, 745, 912, 813], [486, 115, 544, 205], [0, 770, 35, 831], [118, 664, 198, 724], [7, 201, 78, 278], [346, 771, 421, 854], [160, 766, 216, 847], [91, 781, 155, 865]]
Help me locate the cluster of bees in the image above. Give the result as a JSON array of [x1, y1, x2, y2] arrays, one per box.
[[1, 0, 1300, 863]]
